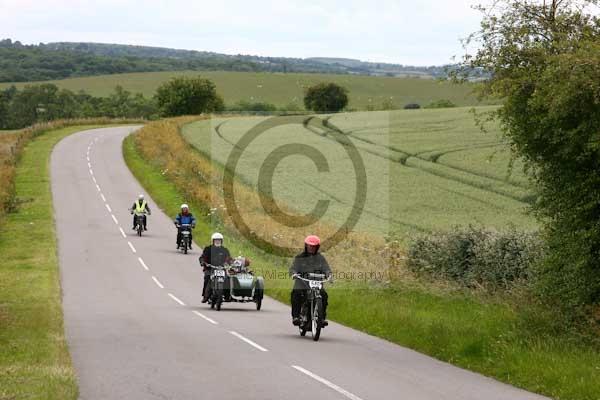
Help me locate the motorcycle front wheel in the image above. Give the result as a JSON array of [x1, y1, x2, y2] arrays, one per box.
[[312, 298, 323, 341]]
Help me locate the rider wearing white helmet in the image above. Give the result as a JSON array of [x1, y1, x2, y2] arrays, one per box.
[[199, 232, 231, 302], [174, 204, 196, 249], [130, 194, 151, 230]]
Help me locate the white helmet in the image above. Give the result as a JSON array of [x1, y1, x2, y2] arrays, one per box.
[[211, 232, 224, 241], [138, 194, 145, 200], [181, 203, 189, 210]]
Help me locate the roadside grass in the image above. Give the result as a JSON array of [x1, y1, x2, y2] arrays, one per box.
[[0, 70, 491, 110], [125, 120, 600, 400], [0, 126, 102, 400]]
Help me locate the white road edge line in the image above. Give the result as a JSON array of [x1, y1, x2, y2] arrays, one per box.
[[127, 241, 136, 253], [137, 257, 149, 271], [101, 193, 106, 202], [229, 331, 268, 352], [119, 227, 127, 238], [291, 366, 364, 400], [192, 311, 218, 325], [152, 276, 164, 289], [168, 293, 185, 306], [105, 204, 112, 212]]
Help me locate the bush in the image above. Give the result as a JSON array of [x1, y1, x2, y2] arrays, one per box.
[[227, 100, 278, 112], [403, 103, 421, 109], [407, 226, 544, 290], [304, 82, 349, 112], [155, 76, 224, 117], [425, 99, 456, 109]]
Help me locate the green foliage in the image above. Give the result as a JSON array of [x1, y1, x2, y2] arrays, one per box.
[[226, 100, 278, 112], [407, 226, 544, 290], [425, 99, 456, 109], [462, 0, 600, 316], [404, 103, 421, 109], [303, 82, 349, 112], [155, 76, 224, 117], [0, 84, 157, 129]]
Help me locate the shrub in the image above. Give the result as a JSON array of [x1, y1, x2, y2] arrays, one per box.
[[227, 100, 278, 112], [407, 226, 544, 290], [425, 99, 456, 109], [304, 82, 349, 112], [403, 103, 421, 110], [155, 76, 224, 117]]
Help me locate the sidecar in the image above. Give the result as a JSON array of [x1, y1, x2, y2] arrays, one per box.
[[225, 257, 264, 310]]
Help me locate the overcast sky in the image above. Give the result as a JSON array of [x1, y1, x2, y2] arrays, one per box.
[[0, 0, 482, 66]]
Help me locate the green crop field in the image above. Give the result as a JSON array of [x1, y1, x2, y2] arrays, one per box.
[[0, 70, 490, 110], [182, 106, 537, 240]]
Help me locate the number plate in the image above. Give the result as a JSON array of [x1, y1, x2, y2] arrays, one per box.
[[309, 280, 322, 289], [214, 270, 225, 277]]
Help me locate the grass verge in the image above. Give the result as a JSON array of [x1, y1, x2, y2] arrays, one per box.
[[0, 125, 119, 400], [123, 125, 600, 400]]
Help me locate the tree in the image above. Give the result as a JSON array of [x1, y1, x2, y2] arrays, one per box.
[[461, 0, 600, 316], [303, 82, 349, 112], [155, 76, 224, 117]]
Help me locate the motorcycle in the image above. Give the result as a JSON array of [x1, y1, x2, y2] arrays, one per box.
[[176, 223, 193, 254], [205, 257, 264, 311], [132, 211, 148, 237], [293, 273, 330, 341]]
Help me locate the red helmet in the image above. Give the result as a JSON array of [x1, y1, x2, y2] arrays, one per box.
[[304, 235, 321, 246]]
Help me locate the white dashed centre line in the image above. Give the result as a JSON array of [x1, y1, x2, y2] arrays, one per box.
[[105, 204, 112, 213], [152, 276, 165, 289], [168, 293, 185, 306], [87, 162, 91, 168], [192, 311, 218, 325], [127, 241, 137, 253], [229, 331, 268, 352], [111, 214, 118, 225], [291, 366, 364, 400], [92, 176, 97, 184], [90, 169, 94, 176], [137, 257, 149, 271], [101, 193, 106, 202], [119, 227, 127, 238], [95, 184, 100, 192]]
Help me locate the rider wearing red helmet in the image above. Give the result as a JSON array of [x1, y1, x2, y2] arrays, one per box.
[[289, 235, 331, 326]]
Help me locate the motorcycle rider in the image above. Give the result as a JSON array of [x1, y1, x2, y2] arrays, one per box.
[[130, 194, 151, 230], [199, 232, 231, 303], [174, 204, 196, 249], [290, 235, 331, 326]]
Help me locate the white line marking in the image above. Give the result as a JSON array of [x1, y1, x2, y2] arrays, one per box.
[[229, 331, 268, 352], [192, 311, 218, 325], [111, 214, 118, 224], [95, 184, 100, 192], [168, 293, 185, 306], [86, 156, 90, 161], [119, 227, 127, 238], [100, 193, 106, 202], [127, 241, 136, 253], [292, 366, 364, 400], [87, 162, 91, 168], [92, 176, 97, 184], [105, 204, 112, 213], [152, 276, 164, 289], [89, 169, 94, 176], [137, 257, 149, 271]]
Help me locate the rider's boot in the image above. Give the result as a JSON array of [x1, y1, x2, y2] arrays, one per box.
[[292, 317, 300, 326]]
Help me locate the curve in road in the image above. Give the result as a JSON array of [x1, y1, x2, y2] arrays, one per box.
[[51, 126, 548, 400]]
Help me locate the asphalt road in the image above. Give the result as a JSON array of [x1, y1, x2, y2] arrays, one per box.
[[51, 126, 548, 400]]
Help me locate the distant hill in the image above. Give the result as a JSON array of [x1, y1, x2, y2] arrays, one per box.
[[0, 38, 467, 83]]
